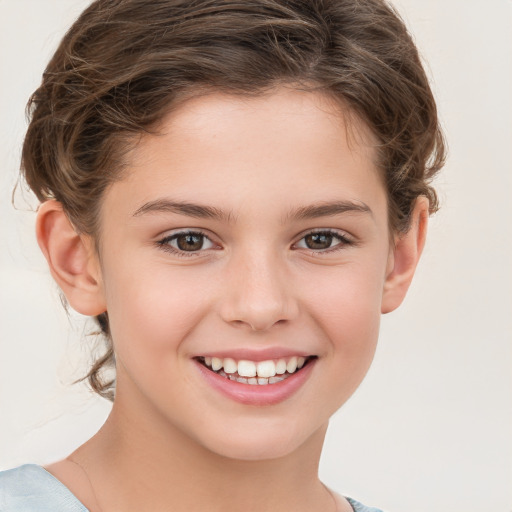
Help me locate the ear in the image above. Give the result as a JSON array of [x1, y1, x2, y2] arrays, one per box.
[[36, 200, 107, 316], [381, 197, 429, 314]]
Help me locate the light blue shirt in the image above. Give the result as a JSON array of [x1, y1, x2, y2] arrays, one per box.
[[0, 464, 384, 512], [0, 465, 87, 511]]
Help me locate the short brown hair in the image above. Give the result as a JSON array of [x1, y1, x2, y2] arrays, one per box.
[[21, 0, 446, 400]]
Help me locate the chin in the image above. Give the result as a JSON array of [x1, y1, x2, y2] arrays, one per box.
[[196, 419, 325, 462]]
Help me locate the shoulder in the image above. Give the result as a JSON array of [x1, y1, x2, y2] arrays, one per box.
[[0, 464, 88, 512], [346, 496, 387, 512], [330, 488, 387, 512]]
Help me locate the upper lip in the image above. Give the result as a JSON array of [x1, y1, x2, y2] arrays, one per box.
[[192, 347, 315, 362]]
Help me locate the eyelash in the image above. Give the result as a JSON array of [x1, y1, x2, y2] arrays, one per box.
[[156, 229, 354, 258], [157, 230, 215, 258], [294, 229, 354, 255]]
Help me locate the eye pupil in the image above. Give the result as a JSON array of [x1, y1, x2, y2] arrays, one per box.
[[177, 234, 203, 251], [305, 233, 333, 250]]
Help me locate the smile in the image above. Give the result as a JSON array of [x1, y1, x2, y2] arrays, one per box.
[[194, 353, 317, 405], [197, 355, 315, 385]]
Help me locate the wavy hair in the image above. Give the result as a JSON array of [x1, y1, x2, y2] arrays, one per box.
[[21, 0, 446, 400]]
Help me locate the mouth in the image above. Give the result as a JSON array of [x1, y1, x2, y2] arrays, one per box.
[[195, 355, 317, 394]]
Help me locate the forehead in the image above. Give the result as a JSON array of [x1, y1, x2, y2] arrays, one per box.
[[146, 87, 378, 166], [104, 87, 386, 225]]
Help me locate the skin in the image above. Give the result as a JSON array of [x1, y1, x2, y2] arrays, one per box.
[[38, 87, 428, 512]]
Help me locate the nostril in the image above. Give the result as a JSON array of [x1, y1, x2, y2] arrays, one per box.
[[224, 317, 288, 332]]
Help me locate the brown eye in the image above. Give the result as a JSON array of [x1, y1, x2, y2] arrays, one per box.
[[304, 233, 334, 250], [159, 231, 215, 254], [175, 233, 205, 251], [294, 230, 351, 252]]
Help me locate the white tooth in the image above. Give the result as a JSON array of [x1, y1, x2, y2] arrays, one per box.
[[269, 376, 285, 384], [256, 360, 276, 378], [223, 358, 237, 374], [248, 377, 258, 385], [204, 356, 212, 366], [286, 356, 298, 373], [237, 377, 248, 384], [228, 374, 236, 381], [297, 357, 306, 369], [257, 377, 269, 385], [276, 359, 287, 374], [238, 360, 256, 377], [218, 370, 227, 378], [211, 357, 222, 371]]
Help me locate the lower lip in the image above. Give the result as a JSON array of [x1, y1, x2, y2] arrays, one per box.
[[195, 359, 316, 406]]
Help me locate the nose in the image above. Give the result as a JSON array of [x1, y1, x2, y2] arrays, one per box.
[[219, 249, 299, 332]]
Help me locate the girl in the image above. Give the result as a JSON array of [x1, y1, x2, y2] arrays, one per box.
[[0, 0, 445, 510]]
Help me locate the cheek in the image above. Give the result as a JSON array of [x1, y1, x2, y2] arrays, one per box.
[[305, 258, 384, 327], [302, 269, 382, 412], [299, 260, 384, 377], [102, 261, 215, 358]]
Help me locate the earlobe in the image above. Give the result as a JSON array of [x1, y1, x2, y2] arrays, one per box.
[[381, 197, 429, 314], [36, 200, 107, 316]]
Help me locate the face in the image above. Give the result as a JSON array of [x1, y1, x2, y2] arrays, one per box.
[[94, 88, 393, 460]]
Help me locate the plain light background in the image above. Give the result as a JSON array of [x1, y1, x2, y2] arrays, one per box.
[[0, 1, 511, 511]]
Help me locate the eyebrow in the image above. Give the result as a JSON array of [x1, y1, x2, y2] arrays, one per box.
[[133, 199, 235, 222], [132, 198, 372, 222], [285, 200, 373, 221]]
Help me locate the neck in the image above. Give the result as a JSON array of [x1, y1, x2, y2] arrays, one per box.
[[72, 389, 335, 512]]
